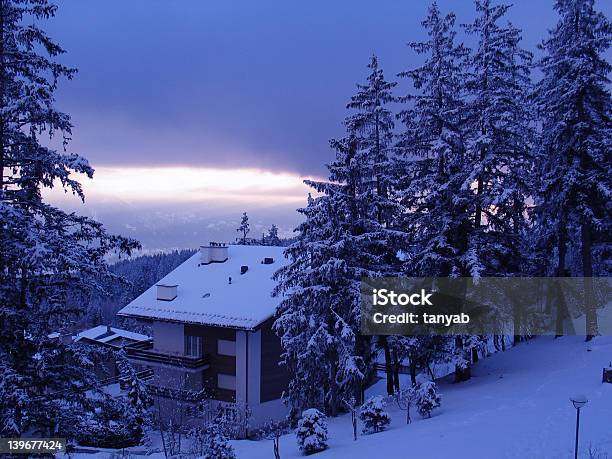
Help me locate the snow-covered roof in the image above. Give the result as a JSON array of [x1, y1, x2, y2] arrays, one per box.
[[117, 245, 287, 330], [75, 324, 150, 344]]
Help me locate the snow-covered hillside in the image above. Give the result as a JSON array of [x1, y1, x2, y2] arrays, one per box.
[[232, 336, 612, 459]]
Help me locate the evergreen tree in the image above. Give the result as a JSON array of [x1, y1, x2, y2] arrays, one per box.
[[274, 191, 365, 416], [359, 396, 391, 434], [202, 421, 236, 459], [274, 57, 399, 415], [265, 223, 281, 246], [396, 1, 471, 279], [462, 0, 536, 345], [396, 2, 475, 381], [236, 211, 250, 244], [295, 408, 329, 455], [534, 0, 611, 340], [0, 0, 138, 438], [117, 354, 152, 426], [462, 0, 535, 279], [415, 380, 441, 418]]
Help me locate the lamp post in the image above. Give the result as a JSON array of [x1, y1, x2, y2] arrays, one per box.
[[570, 394, 588, 459]]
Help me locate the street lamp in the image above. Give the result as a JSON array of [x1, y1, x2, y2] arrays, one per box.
[[570, 394, 588, 459]]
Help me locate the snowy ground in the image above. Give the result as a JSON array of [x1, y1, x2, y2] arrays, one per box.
[[68, 335, 612, 458], [232, 335, 612, 459]]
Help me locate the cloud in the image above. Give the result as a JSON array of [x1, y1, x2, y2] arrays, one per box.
[[47, 166, 318, 207]]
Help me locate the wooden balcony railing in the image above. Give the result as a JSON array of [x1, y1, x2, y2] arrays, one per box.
[[124, 339, 210, 369]]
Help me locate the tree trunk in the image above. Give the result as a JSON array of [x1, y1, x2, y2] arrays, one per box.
[[392, 349, 400, 393], [555, 221, 569, 338], [409, 358, 417, 387], [329, 363, 338, 416], [581, 223, 598, 341], [380, 336, 394, 395]]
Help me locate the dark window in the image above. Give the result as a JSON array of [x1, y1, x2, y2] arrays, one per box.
[[184, 335, 203, 357]]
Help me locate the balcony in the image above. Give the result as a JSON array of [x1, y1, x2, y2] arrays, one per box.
[[146, 384, 209, 402], [124, 339, 210, 369]]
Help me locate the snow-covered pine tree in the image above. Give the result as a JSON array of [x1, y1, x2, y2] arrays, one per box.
[[415, 380, 441, 418], [396, 1, 471, 280], [346, 55, 405, 396], [462, 0, 535, 275], [396, 2, 475, 381], [0, 0, 139, 439], [359, 396, 391, 434], [274, 182, 365, 416], [274, 57, 400, 416], [117, 354, 152, 426], [236, 211, 250, 244], [462, 0, 536, 346], [201, 420, 236, 459], [266, 223, 281, 246], [295, 408, 329, 455], [534, 0, 611, 340]]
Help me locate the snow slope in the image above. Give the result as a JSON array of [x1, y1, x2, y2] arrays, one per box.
[[67, 335, 611, 458], [233, 336, 612, 459]]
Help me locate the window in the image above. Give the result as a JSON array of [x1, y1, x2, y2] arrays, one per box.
[[217, 373, 236, 391], [184, 335, 203, 357], [217, 339, 236, 356]]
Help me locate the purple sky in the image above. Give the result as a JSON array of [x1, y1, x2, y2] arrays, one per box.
[[44, 0, 611, 251]]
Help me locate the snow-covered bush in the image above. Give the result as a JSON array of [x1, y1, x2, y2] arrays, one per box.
[[415, 380, 441, 418], [201, 421, 236, 459], [74, 396, 144, 448], [296, 408, 329, 455], [359, 396, 391, 434]]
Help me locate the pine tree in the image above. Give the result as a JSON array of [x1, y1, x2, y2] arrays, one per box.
[[534, 0, 611, 340], [0, 0, 139, 439], [274, 191, 365, 416], [266, 223, 281, 246], [295, 408, 329, 455], [202, 421, 236, 459], [396, 1, 471, 279], [274, 57, 399, 415], [117, 354, 152, 426], [359, 396, 391, 434], [236, 211, 250, 244], [396, 2, 474, 381], [462, 0, 536, 345], [415, 380, 441, 418], [462, 0, 535, 279]]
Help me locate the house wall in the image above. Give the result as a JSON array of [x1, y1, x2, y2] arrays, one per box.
[[153, 321, 184, 354], [259, 317, 290, 402], [184, 324, 236, 402]]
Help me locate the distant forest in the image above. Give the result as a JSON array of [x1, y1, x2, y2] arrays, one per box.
[[82, 249, 196, 331]]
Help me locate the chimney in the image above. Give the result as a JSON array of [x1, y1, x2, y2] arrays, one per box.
[[157, 284, 178, 301], [106, 325, 112, 334], [240, 265, 248, 275], [200, 242, 229, 265], [262, 257, 274, 265]]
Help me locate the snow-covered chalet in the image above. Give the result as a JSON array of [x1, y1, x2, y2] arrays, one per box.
[[117, 243, 290, 430]]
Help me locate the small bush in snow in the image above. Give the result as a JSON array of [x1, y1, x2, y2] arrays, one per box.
[[415, 380, 441, 418], [73, 396, 144, 448], [359, 396, 391, 434], [201, 421, 236, 459], [296, 408, 328, 455]]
